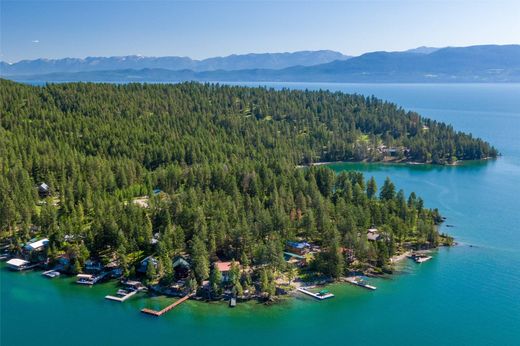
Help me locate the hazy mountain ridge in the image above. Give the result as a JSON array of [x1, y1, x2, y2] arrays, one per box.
[[0, 50, 350, 76], [4, 45, 520, 83]]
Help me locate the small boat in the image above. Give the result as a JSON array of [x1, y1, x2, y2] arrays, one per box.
[[229, 297, 237, 307], [117, 289, 128, 296], [42, 270, 61, 278]]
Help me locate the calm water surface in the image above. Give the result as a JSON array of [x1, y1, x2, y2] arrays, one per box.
[[2, 83, 519, 346]]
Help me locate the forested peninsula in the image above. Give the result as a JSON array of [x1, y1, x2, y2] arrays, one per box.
[[0, 80, 494, 302]]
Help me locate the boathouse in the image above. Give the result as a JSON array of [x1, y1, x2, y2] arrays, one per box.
[[6, 258, 31, 271]]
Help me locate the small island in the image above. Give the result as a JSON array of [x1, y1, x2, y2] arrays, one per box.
[[1, 80, 489, 310]]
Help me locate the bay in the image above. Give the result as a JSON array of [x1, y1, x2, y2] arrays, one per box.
[[2, 83, 519, 346]]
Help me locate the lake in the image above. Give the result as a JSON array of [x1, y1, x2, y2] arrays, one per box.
[[2, 83, 519, 346]]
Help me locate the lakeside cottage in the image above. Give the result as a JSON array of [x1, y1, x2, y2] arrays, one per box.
[[172, 256, 190, 279], [215, 261, 240, 282], [138, 256, 158, 273], [24, 238, 49, 252]]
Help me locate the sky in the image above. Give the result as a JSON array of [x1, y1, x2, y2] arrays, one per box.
[[1, 0, 519, 63]]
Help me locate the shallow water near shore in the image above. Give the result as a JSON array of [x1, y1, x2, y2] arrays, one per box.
[[2, 83, 520, 346]]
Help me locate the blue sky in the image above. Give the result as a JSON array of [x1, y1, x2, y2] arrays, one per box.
[[1, 0, 519, 62]]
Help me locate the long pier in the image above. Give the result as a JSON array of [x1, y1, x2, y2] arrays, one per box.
[[297, 286, 334, 300], [141, 294, 193, 316]]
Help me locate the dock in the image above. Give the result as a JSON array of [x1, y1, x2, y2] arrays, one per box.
[[141, 294, 193, 316], [408, 253, 433, 263], [297, 286, 334, 300], [229, 297, 236, 307], [76, 271, 111, 285], [105, 289, 139, 302], [42, 270, 61, 278], [345, 277, 377, 290]]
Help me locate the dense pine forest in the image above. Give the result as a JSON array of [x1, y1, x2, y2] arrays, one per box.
[[0, 79, 491, 296]]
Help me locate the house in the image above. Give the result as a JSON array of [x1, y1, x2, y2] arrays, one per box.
[[24, 238, 49, 252], [85, 259, 103, 273], [55, 254, 71, 271], [150, 232, 160, 245], [284, 252, 307, 267], [367, 228, 380, 241], [6, 258, 31, 271], [215, 261, 240, 282], [137, 256, 157, 273], [286, 241, 311, 255], [172, 256, 190, 279], [38, 183, 50, 198]]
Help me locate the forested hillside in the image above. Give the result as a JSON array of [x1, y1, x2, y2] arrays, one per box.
[[0, 80, 490, 287]]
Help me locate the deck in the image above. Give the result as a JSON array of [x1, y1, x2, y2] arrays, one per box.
[[141, 294, 193, 316]]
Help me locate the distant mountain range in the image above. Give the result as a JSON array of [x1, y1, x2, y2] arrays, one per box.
[[3, 45, 519, 83], [0, 50, 350, 76]]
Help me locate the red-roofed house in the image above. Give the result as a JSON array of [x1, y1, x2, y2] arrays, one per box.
[[215, 261, 240, 282]]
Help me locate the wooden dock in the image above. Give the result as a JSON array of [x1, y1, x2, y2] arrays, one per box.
[[141, 294, 192, 316], [297, 286, 334, 300]]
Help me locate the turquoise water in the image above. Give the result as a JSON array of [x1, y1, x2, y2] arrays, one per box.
[[2, 83, 520, 346]]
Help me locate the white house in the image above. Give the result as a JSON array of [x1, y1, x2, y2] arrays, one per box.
[[24, 238, 49, 252], [367, 228, 380, 241]]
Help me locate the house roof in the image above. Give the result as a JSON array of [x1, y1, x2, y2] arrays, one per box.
[[24, 238, 49, 251], [7, 258, 30, 267], [215, 261, 239, 272], [367, 232, 380, 241], [38, 183, 49, 191], [287, 241, 310, 249], [284, 252, 306, 260], [173, 257, 190, 268]]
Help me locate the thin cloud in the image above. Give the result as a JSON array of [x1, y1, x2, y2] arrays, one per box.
[[31, 40, 40, 44]]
